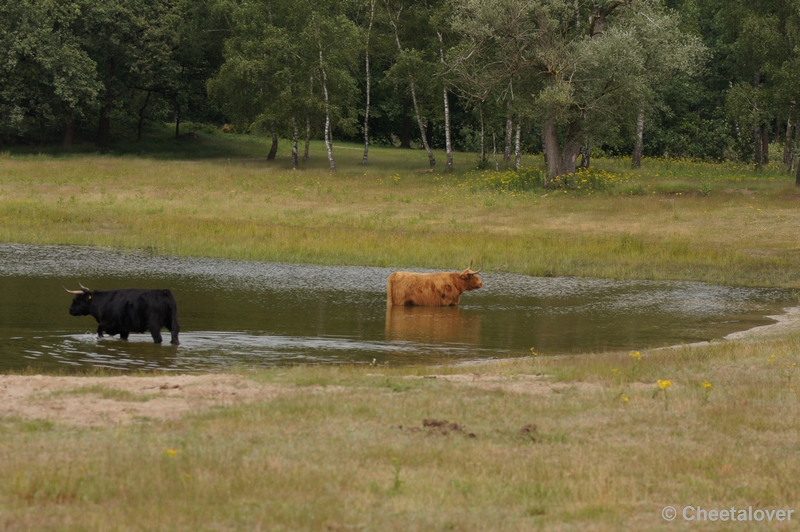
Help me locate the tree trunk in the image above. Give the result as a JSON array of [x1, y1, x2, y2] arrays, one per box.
[[174, 102, 181, 141], [504, 101, 512, 162], [401, 97, 412, 148], [436, 30, 453, 172], [137, 91, 151, 143], [784, 108, 793, 165], [291, 116, 299, 170], [632, 105, 645, 169], [479, 104, 486, 165], [543, 115, 581, 182], [63, 108, 74, 148], [492, 133, 499, 171], [754, 124, 762, 169], [514, 119, 522, 170], [387, 4, 434, 167], [267, 121, 278, 160], [425, 120, 433, 152], [580, 143, 590, 169], [319, 49, 336, 172], [411, 85, 435, 167], [561, 122, 582, 176], [319, 75, 336, 172], [796, 162, 800, 186], [761, 123, 769, 164], [543, 118, 558, 185], [304, 118, 310, 162], [362, 0, 374, 165]]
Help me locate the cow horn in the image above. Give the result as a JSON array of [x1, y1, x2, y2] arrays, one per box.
[[63, 286, 83, 295], [78, 281, 91, 291]]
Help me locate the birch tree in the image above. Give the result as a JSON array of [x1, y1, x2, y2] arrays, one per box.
[[385, 0, 436, 167]]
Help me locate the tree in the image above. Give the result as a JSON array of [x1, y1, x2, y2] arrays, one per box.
[[452, 0, 704, 181], [0, 0, 100, 146]]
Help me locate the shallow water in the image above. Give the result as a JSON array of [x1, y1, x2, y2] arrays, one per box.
[[0, 244, 793, 371]]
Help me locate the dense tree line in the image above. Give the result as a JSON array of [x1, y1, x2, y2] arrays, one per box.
[[5, 0, 800, 179]]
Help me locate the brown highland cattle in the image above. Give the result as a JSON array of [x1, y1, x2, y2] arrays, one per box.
[[386, 265, 483, 307]]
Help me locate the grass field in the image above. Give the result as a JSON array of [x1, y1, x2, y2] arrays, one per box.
[[2, 127, 800, 530], [2, 126, 800, 287]]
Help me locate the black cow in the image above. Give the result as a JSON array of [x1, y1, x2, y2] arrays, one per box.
[[64, 282, 180, 345]]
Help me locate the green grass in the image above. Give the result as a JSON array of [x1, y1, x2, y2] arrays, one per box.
[[2, 125, 800, 287]]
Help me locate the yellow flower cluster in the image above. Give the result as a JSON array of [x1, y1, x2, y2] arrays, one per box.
[[657, 379, 672, 390], [629, 351, 642, 361], [549, 167, 628, 193]]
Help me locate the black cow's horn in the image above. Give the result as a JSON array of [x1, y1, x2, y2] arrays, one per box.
[[78, 281, 91, 291], [63, 286, 83, 295]]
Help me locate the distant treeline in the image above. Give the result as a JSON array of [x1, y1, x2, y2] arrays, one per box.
[[2, 0, 799, 178]]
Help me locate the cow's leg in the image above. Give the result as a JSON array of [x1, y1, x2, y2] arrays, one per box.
[[96, 325, 104, 338], [168, 325, 180, 345], [149, 322, 163, 344], [120, 332, 129, 340]]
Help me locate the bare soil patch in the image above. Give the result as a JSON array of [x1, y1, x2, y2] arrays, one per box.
[[405, 373, 605, 395], [0, 374, 291, 427]]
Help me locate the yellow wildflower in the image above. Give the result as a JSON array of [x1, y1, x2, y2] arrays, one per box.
[[629, 351, 642, 361], [657, 379, 672, 390], [701, 381, 712, 389]]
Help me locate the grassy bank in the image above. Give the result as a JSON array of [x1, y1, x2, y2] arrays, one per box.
[[2, 336, 800, 530], [2, 128, 800, 287]]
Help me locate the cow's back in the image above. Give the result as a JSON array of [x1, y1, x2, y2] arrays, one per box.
[[387, 271, 462, 307]]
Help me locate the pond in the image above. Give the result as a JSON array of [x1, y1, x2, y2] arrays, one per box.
[[0, 244, 793, 371]]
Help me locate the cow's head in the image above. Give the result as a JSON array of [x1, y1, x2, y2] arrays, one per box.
[[459, 263, 483, 291], [63, 282, 93, 316]]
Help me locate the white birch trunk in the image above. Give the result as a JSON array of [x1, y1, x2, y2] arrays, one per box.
[[479, 105, 486, 164], [492, 133, 499, 171], [362, 0, 374, 165], [437, 30, 453, 172], [291, 116, 299, 170], [319, 48, 335, 173], [504, 103, 512, 162], [632, 104, 645, 169], [304, 118, 310, 162], [514, 120, 522, 170], [387, 2, 435, 168]]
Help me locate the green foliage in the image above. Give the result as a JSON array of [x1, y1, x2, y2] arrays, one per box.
[[549, 168, 629, 193], [472, 167, 544, 193]]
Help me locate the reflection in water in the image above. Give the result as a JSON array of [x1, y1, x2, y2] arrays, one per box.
[[385, 306, 481, 346], [0, 244, 795, 371]]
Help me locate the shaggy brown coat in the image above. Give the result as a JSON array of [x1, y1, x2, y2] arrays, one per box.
[[386, 268, 483, 307]]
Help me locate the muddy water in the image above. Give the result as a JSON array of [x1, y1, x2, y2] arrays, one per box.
[[0, 244, 793, 371]]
